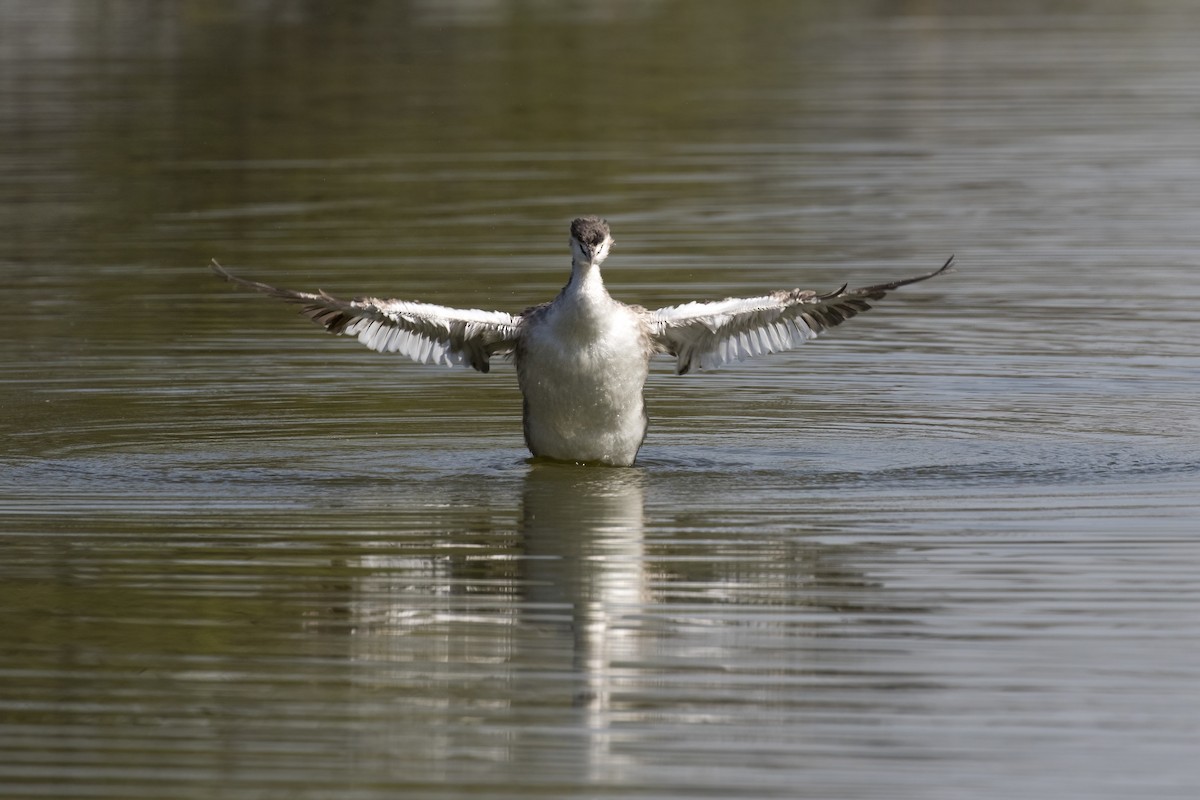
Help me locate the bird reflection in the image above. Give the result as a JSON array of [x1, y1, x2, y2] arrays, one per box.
[[519, 463, 648, 710], [516, 462, 647, 781], [307, 463, 650, 782]]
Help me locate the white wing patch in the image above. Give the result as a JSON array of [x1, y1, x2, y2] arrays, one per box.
[[211, 261, 521, 373], [649, 294, 828, 374], [337, 300, 520, 368], [648, 256, 953, 375]]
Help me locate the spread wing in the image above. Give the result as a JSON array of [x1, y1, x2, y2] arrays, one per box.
[[648, 256, 953, 375], [211, 261, 521, 373]]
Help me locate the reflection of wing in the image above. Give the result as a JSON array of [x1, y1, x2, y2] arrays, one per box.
[[210, 261, 522, 373], [648, 256, 954, 375]]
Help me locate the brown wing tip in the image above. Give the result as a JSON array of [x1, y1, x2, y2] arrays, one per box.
[[208, 261, 317, 306], [210, 259, 260, 290], [818, 283, 849, 300], [853, 254, 956, 296], [897, 253, 956, 285]]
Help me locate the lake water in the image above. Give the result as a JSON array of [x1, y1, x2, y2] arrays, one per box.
[[2, 2, 1199, 798]]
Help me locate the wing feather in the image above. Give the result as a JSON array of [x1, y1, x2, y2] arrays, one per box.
[[211, 260, 521, 373], [648, 256, 953, 374]]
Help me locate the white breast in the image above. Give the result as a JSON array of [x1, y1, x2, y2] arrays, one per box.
[[517, 290, 651, 466]]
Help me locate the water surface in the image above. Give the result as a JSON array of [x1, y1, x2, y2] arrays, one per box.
[[2, 2, 1199, 798]]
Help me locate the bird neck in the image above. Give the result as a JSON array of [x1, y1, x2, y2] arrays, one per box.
[[563, 259, 609, 305]]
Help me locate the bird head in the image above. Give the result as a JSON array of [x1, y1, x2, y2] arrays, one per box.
[[569, 216, 614, 267]]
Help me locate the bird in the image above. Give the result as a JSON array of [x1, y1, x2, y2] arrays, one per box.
[[211, 216, 952, 466]]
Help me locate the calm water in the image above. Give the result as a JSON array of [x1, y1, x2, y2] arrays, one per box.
[[2, 2, 1199, 798]]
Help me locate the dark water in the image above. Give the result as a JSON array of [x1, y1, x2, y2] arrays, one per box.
[[2, 2, 1199, 798]]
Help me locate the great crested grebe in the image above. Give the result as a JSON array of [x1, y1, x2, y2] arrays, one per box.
[[212, 217, 952, 466]]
